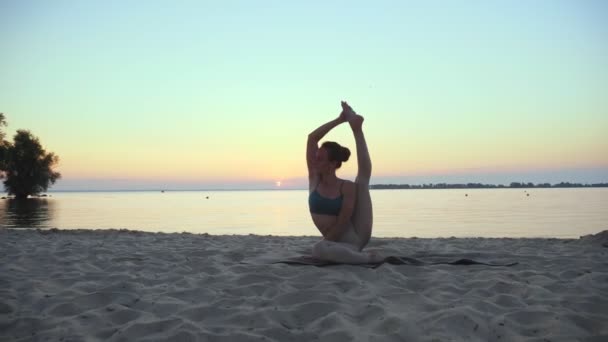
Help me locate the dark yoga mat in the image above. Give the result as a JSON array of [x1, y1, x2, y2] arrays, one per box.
[[274, 255, 518, 269]]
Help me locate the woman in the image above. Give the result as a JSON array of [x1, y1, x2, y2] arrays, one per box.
[[307, 101, 382, 264]]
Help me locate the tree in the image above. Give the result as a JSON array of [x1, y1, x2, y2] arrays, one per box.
[[1, 123, 61, 199], [0, 113, 8, 175], [0, 113, 6, 139]]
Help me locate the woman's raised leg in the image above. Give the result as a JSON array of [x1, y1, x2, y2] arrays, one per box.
[[342, 102, 373, 250]]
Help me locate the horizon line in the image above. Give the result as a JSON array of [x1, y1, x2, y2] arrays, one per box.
[[2, 181, 604, 194]]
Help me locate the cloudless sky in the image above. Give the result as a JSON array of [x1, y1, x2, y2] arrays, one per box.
[[1, 0, 607, 190]]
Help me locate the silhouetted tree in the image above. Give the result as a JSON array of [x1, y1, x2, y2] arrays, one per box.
[[0, 113, 8, 176], [1, 128, 61, 199], [0, 113, 6, 140]]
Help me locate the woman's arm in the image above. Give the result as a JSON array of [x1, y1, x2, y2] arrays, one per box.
[[323, 181, 357, 241], [306, 105, 348, 170], [306, 115, 346, 189], [307, 118, 344, 167]]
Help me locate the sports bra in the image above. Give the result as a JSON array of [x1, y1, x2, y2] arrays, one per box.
[[308, 181, 344, 216]]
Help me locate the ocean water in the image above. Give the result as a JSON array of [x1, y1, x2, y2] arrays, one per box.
[[1, 188, 606, 238]]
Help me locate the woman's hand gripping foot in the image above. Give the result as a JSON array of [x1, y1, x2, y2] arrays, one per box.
[[341, 101, 364, 131]]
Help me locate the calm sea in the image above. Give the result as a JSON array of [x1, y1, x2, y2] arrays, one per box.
[[1, 188, 606, 238]]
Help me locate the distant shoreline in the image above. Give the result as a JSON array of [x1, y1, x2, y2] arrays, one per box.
[[370, 182, 608, 190], [0, 182, 605, 195]]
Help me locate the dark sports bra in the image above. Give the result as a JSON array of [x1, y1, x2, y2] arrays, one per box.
[[308, 181, 344, 216]]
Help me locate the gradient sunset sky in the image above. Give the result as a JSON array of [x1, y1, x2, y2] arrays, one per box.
[[1, 0, 607, 190]]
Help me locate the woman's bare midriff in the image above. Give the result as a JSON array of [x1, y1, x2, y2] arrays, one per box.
[[311, 213, 337, 237], [311, 213, 362, 248]]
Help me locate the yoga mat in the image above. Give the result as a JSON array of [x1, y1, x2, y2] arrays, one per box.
[[274, 255, 518, 269]]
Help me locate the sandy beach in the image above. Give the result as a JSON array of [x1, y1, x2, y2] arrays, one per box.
[[1, 229, 607, 341]]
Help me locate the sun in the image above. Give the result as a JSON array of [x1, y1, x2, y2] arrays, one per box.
[[275, 181, 282, 187]]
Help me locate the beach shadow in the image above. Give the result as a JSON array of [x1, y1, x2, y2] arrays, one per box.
[[0, 198, 54, 228]]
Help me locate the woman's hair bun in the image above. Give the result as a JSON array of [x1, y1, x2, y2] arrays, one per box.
[[321, 141, 350, 169], [340, 147, 351, 162]]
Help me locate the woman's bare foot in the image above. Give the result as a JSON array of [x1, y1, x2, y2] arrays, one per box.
[[341, 101, 364, 131], [340, 101, 355, 122], [367, 250, 384, 263]]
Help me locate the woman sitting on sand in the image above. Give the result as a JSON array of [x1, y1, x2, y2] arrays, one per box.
[[307, 101, 382, 264]]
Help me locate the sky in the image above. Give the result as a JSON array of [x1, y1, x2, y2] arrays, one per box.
[[1, 0, 607, 190]]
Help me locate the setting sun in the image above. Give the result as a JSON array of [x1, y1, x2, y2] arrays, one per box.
[[275, 181, 282, 187]]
